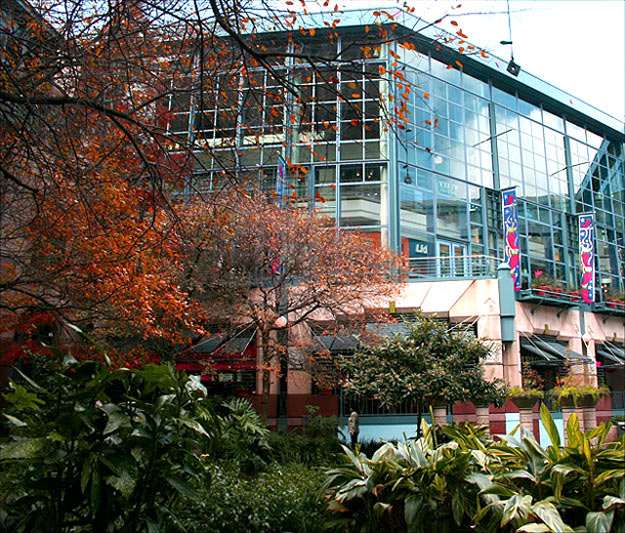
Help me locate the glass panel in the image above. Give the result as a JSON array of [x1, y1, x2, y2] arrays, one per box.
[[340, 183, 383, 226], [437, 198, 467, 239], [340, 164, 363, 183], [400, 188, 433, 233]]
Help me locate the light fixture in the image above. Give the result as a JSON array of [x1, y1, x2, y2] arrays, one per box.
[[403, 175, 412, 184], [506, 58, 521, 77], [434, 155, 444, 165]]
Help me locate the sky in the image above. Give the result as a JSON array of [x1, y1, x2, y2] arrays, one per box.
[[298, 0, 625, 126]]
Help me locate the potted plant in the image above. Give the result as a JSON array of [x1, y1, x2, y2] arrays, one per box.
[[550, 365, 609, 409], [567, 289, 581, 302], [603, 288, 625, 309], [508, 361, 544, 409], [531, 270, 562, 295], [549, 360, 609, 436]]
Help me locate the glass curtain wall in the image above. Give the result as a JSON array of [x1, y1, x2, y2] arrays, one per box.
[[167, 29, 625, 293], [391, 38, 624, 291]]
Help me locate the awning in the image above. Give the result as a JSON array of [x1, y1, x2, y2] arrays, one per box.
[[597, 342, 625, 365], [597, 349, 625, 365], [216, 335, 255, 355], [365, 322, 410, 337], [605, 342, 625, 359], [520, 337, 561, 364], [189, 335, 224, 354], [314, 334, 358, 352], [534, 338, 589, 362]]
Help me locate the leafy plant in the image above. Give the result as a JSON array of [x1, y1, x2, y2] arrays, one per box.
[[549, 384, 610, 409], [322, 420, 491, 532], [509, 386, 544, 399], [177, 463, 326, 533], [549, 360, 610, 409], [531, 270, 561, 289], [201, 396, 270, 474], [1, 353, 216, 531], [304, 404, 345, 439], [322, 406, 625, 532], [266, 431, 342, 467], [484, 405, 625, 531]]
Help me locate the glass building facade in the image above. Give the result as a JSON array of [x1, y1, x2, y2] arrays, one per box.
[[168, 19, 625, 299]]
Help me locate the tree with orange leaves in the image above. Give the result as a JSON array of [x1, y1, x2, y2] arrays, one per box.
[[1, 0, 482, 368], [0, 1, 203, 363], [178, 192, 402, 416]]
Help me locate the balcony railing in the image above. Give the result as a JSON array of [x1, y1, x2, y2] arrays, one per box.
[[405, 254, 501, 281]]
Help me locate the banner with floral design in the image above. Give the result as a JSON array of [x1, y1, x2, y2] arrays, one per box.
[[502, 188, 520, 291], [579, 214, 595, 304]]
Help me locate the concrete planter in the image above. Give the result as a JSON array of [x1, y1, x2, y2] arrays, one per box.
[[561, 405, 578, 445], [518, 406, 535, 437], [474, 405, 491, 436], [581, 394, 597, 434], [432, 403, 448, 427]]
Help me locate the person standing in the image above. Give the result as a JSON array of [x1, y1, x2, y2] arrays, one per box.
[[348, 407, 359, 447]]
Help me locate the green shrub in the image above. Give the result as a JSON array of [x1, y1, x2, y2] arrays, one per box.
[[0, 356, 214, 532], [178, 463, 326, 533], [0, 351, 271, 532], [266, 431, 342, 467]]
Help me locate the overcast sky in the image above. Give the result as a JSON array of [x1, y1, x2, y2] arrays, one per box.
[[299, 0, 624, 126]]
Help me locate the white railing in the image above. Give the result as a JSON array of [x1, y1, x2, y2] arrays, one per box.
[[405, 254, 501, 280]]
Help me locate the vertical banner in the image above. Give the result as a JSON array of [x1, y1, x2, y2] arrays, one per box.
[[502, 188, 521, 291], [275, 155, 287, 206], [579, 214, 595, 304]]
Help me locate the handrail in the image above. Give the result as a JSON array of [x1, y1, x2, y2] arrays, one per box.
[[404, 254, 501, 280]]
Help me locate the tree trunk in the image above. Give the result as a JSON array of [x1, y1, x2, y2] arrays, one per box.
[[259, 333, 272, 421], [416, 399, 422, 439]]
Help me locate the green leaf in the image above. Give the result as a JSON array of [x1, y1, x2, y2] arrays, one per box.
[[452, 492, 465, 525], [517, 524, 552, 532], [327, 500, 348, 513], [81, 456, 92, 494], [373, 502, 391, 516], [105, 470, 136, 499], [586, 510, 613, 533], [90, 463, 101, 516], [3, 413, 27, 427], [532, 500, 574, 533], [164, 476, 200, 502], [0, 438, 48, 460], [540, 403, 560, 450], [566, 414, 582, 448], [466, 472, 493, 491], [501, 494, 532, 526], [101, 405, 131, 435], [595, 469, 625, 486], [505, 469, 536, 482], [2, 382, 44, 410], [602, 495, 625, 511], [180, 416, 209, 438], [404, 494, 423, 531]]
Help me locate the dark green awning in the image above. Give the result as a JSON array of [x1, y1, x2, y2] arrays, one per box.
[[520, 337, 560, 363], [315, 334, 358, 352]]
